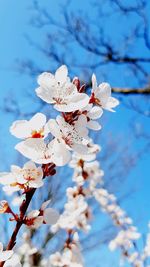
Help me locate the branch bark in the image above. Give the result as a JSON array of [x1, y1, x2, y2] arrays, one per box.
[[112, 87, 150, 94]]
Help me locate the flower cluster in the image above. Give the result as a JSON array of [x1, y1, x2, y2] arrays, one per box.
[[0, 65, 121, 267]]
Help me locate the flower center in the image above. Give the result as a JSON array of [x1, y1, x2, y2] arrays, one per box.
[[31, 130, 44, 138]]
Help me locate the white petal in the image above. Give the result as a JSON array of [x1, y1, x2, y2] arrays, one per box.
[[0, 251, 13, 262], [87, 120, 102, 131], [3, 185, 20, 194], [30, 179, 44, 188], [55, 65, 68, 84], [47, 119, 61, 138], [31, 216, 43, 229], [27, 210, 40, 219], [11, 165, 21, 173], [10, 120, 31, 139], [75, 114, 87, 127], [51, 139, 71, 166], [88, 106, 103, 119], [15, 139, 51, 164], [0, 173, 16, 185], [72, 144, 88, 154], [96, 82, 111, 104], [92, 73, 97, 92], [44, 208, 59, 224], [104, 97, 119, 111], [4, 253, 21, 267], [0, 243, 3, 252], [23, 161, 36, 170], [37, 72, 55, 87], [29, 113, 46, 130], [35, 86, 54, 104], [55, 93, 89, 112], [41, 200, 51, 210]]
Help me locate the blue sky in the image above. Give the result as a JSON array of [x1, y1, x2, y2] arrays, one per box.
[[0, 1, 150, 266]]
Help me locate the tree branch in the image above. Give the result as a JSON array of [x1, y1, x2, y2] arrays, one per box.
[[112, 87, 150, 94]]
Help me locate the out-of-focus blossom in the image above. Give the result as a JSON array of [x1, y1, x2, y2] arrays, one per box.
[[25, 200, 59, 229]]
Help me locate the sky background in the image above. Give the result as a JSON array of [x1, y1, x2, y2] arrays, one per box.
[[0, 1, 150, 266]]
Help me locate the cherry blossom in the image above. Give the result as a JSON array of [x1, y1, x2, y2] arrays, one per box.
[[70, 142, 101, 163], [47, 115, 89, 156], [36, 65, 89, 112], [51, 191, 91, 233], [25, 200, 59, 229], [82, 104, 102, 130], [0, 65, 136, 267], [50, 249, 83, 267], [50, 233, 83, 267], [90, 74, 119, 112], [15, 138, 71, 166], [10, 113, 48, 139], [0, 161, 43, 194]]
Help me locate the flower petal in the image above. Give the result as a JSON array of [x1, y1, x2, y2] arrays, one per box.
[[4, 253, 21, 267], [41, 200, 51, 211], [27, 210, 40, 219], [51, 139, 71, 166], [44, 208, 59, 225], [87, 121, 102, 131], [47, 119, 61, 138], [55, 65, 68, 84], [96, 82, 111, 105], [10, 120, 30, 139], [29, 113, 46, 131], [0, 251, 13, 262], [55, 93, 89, 112], [92, 74, 97, 91], [88, 106, 103, 119], [104, 97, 119, 112]]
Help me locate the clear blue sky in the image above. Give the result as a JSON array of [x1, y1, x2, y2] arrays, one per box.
[[0, 1, 150, 266]]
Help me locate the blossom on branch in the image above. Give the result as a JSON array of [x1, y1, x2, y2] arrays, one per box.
[[10, 113, 48, 139], [0, 161, 43, 194], [15, 138, 71, 166], [90, 74, 119, 112], [25, 200, 59, 229], [48, 114, 89, 155], [36, 65, 89, 112]]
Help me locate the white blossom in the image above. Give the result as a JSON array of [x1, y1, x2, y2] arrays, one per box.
[[47, 115, 89, 155], [51, 194, 90, 232], [50, 247, 83, 267], [26, 200, 59, 229], [0, 161, 43, 193], [36, 65, 89, 112], [82, 104, 102, 131], [15, 138, 71, 166], [10, 113, 48, 139], [91, 74, 119, 112]]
